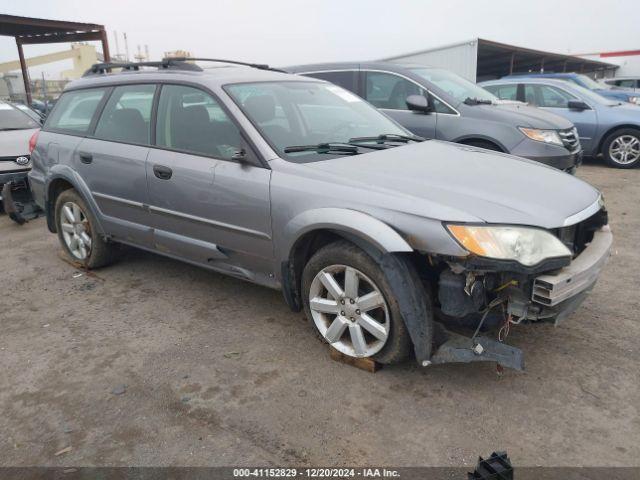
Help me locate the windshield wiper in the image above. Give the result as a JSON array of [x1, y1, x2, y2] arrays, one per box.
[[349, 133, 424, 144], [464, 97, 493, 105], [0, 127, 31, 131], [284, 142, 362, 155]]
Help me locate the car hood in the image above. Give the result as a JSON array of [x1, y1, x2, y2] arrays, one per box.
[[468, 102, 574, 129], [0, 128, 37, 157], [301, 140, 600, 229]]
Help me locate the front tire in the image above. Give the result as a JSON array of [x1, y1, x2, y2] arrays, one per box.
[[602, 129, 640, 168], [302, 240, 411, 364], [55, 189, 115, 268]]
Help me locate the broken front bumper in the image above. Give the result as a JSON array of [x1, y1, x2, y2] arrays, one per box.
[[529, 226, 612, 321], [1, 171, 42, 224], [429, 226, 612, 371]]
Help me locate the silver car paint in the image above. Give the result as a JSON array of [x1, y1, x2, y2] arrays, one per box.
[[0, 128, 38, 175], [30, 68, 600, 291]]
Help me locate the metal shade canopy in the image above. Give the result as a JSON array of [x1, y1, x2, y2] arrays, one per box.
[[0, 14, 111, 104]]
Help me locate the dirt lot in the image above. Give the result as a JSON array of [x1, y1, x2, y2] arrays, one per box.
[[0, 160, 638, 468]]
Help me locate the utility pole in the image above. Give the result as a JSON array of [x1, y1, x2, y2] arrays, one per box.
[[124, 32, 130, 62], [114, 30, 121, 59]]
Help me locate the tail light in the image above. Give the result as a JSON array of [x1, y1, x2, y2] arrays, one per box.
[[29, 129, 40, 154]]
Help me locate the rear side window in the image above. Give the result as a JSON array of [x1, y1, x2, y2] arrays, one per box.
[[155, 85, 241, 160], [304, 71, 358, 93], [94, 84, 156, 144], [45, 88, 107, 134]]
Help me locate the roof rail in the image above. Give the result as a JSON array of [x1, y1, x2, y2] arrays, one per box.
[[83, 59, 202, 76], [167, 57, 286, 73]]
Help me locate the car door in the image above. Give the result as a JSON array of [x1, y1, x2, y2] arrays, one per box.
[[522, 83, 598, 153], [362, 70, 437, 139], [76, 84, 156, 247], [146, 84, 273, 284]]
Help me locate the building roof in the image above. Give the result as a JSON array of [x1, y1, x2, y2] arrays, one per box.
[[382, 38, 618, 77], [0, 14, 105, 44]]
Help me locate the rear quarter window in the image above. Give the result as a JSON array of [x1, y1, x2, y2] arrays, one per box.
[[45, 88, 107, 134], [304, 71, 358, 93]]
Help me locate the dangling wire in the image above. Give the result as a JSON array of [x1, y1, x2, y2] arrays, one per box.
[[471, 297, 504, 342], [498, 312, 512, 342]]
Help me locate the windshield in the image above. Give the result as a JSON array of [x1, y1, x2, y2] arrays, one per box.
[[410, 68, 498, 103], [13, 103, 43, 123], [226, 81, 410, 162], [571, 74, 609, 91], [563, 82, 619, 106], [0, 103, 40, 130]]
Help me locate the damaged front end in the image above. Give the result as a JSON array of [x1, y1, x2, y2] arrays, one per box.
[[425, 207, 612, 371]]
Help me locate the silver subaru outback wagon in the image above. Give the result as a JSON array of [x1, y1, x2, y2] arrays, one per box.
[[29, 59, 612, 371]]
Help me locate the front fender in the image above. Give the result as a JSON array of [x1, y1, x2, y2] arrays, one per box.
[[45, 164, 106, 236], [281, 207, 413, 261]]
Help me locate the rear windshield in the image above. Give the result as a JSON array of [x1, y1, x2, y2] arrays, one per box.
[[0, 103, 40, 130]]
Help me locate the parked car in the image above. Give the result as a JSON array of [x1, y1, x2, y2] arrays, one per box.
[[0, 100, 40, 219], [481, 77, 640, 168], [12, 102, 45, 124], [604, 77, 640, 92], [284, 62, 583, 172], [500, 73, 640, 105], [30, 59, 612, 371]]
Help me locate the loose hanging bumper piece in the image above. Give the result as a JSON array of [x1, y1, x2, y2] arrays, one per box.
[[468, 451, 513, 480]]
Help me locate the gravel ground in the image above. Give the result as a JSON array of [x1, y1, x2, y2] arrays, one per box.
[[0, 160, 638, 468]]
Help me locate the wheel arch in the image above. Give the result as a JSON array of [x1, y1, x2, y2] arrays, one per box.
[[597, 124, 640, 155], [455, 136, 506, 152], [279, 208, 413, 312], [45, 166, 105, 236]]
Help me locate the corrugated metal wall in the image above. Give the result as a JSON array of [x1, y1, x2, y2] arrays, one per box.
[[579, 53, 640, 78], [385, 40, 479, 81]]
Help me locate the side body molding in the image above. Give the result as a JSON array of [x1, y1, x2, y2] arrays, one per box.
[[281, 207, 413, 260]]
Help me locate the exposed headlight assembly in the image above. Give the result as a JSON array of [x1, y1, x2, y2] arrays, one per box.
[[518, 127, 563, 146], [629, 96, 639, 105], [446, 224, 572, 267]]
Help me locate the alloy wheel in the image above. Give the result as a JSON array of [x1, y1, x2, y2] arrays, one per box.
[[609, 135, 640, 165], [60, 201, 92, 260], [308, 264, 389, 357]]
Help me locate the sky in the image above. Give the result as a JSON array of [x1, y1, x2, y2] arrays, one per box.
[[1, 0, 639, 78]]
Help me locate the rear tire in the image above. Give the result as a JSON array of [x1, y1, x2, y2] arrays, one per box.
[[602, 128, 640, 168], [302, 240, 412, 364], [55, 189, 115, 268]]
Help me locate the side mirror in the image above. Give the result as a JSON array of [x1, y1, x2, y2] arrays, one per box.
[[406, 94, 433, 113], [567, 100, 590, 111], [232, 149, 250, 164]]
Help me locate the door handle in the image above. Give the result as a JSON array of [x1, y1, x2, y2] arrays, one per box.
[[153, 164, 173, 180], [79, 152, 93, 164]]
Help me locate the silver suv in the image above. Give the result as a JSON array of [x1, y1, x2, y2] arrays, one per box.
[[30, 59, 612, 371]]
